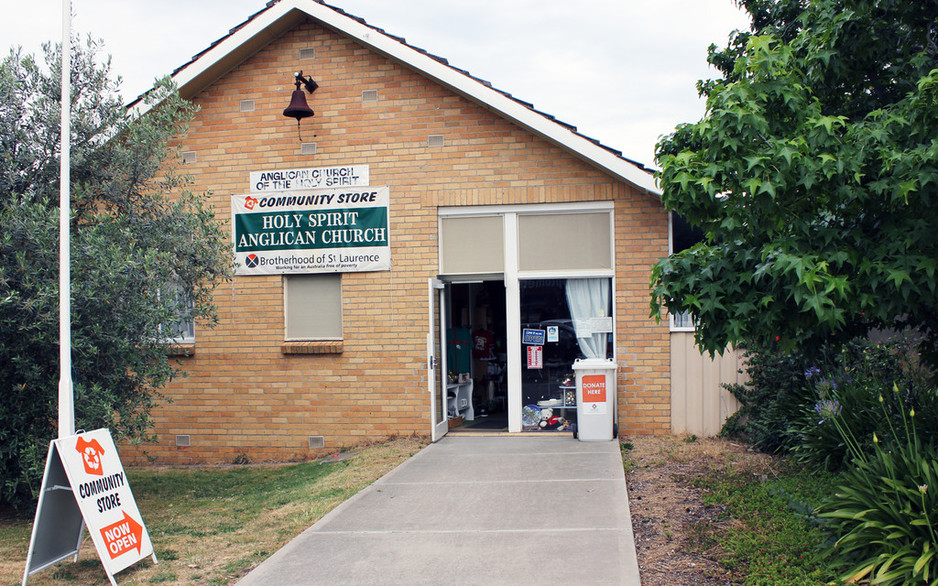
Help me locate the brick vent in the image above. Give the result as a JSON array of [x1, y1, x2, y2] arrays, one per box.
[[281, 341, 344, 355]]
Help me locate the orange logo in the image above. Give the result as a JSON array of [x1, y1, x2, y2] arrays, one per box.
[[75, 436, 106, 476]]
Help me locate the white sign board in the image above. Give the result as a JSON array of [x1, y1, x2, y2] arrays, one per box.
[[547, 326, 559, 343], [250, 165, 369, 192], [574, 317, 614, 337], [23, 429, 155, 585], [232, 186, 391, 275], [527, 345, 543, 369]]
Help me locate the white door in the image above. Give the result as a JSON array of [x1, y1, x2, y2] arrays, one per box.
[[428, 279, 449, 441]]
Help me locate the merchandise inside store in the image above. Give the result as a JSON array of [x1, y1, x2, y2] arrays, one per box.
[[445, 278, 613, 433], [445, 281, 509, 431]]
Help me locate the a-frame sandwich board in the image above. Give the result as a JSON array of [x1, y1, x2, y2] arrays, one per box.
[[23, 429, 156, 585]]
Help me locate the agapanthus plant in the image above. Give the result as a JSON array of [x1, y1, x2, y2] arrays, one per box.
[[818, 384, 938, 585]]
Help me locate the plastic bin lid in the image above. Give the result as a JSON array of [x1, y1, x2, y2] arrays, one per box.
[[572, 357, 617, 370]]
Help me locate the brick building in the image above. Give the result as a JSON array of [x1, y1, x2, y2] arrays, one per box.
[[124, 0, 739, 465]]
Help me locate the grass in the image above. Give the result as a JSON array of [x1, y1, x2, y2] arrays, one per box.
[[692, 459, 842, 584], [4, 433, 846, 585], [0, 436, 425, 585], [619, 440, 635, 473]]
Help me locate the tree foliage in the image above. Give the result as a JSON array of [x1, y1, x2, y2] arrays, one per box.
[[650, 0, 938, 366], [0, 39, 232, 507]]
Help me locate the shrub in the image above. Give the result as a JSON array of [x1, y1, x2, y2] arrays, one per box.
[[819, 388, 938, 585], [721, 340, 814, 453], [0, 43, 231, 508], [793, 337, 937, 470], [723, 335, 934, 461]]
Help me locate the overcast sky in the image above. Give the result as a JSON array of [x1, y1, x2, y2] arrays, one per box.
[[1, 0, 750, 167]]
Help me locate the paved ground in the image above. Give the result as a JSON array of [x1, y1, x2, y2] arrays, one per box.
[[237, 435, 640, 585]]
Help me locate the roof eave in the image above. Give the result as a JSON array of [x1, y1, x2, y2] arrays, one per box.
[[131, 0, 661, 196]]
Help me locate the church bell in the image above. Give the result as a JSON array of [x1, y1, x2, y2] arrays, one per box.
[[283, 71, 318, 141], [283, 90, 314, 120]]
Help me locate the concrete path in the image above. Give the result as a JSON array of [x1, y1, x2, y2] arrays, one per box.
[[237, 435, 641, 585]]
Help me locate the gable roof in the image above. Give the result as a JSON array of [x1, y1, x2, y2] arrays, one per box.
[[131, 0, 660, 195]]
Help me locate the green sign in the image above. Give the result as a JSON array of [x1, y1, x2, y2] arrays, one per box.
[[232, 187, 391, 275], [234, 207, 388, 252]]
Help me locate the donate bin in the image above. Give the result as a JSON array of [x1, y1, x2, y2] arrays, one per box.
[[573, 358, 617, 441]]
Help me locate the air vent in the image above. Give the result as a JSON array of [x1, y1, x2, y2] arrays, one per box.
[[175, 435, 191, 447], [428, 134, 445, 148], [299, 47, 315, 60], [181, 151, 196, 164], [301, 142, 317, 155], [308, 436, 325, 449], [239, 99, 255, 112], [362, 90, 378, 103]]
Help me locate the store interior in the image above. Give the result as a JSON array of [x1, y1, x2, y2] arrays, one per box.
[[518, 280, 582, 432], [446, 281, 510, 431], [445, 279, 610, 433]]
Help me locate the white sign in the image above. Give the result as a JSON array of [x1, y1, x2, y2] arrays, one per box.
[[590, 316, 614, 334], [547, 326, 559, 343], [527, 345, 543, 369], [574, 317, 615, 338], [250, 165, 369, 192], [233, 187, 391, 275], [61, 430, 154, 576], [23, 429, 155, 585]]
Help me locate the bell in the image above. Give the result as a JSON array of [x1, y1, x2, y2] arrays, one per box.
[[283, 90, 314, 120], [283, 71, 318, 141]]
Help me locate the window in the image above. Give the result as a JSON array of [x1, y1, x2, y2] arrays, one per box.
[[158, 285, 195, 344], [440, 215, 505, 274], [670, 310, 696, 331], [165, 314, 196, 343], [285, 274, 342, 340], [669, 212, 705, 332], [518, 212, 612, 271]]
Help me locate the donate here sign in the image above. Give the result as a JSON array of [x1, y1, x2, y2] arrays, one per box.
[[232, 186, 391, 275]]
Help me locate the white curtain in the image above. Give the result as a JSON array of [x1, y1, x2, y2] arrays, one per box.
[[565, 278, 610, 359]]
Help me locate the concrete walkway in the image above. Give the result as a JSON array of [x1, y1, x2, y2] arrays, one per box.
[[237, 435, 641, 585]]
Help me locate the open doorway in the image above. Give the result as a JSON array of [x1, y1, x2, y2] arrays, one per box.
[[445, 281, 508, 431]]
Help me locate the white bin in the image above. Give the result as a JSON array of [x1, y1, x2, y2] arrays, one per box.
[[573, 358, 617, 441]]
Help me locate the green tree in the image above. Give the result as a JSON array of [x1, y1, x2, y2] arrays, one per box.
[[651, 0, 938, 366], [0, 39, 232, 508]]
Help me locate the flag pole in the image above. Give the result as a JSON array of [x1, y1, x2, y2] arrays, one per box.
[[58, 0, 74, 439]]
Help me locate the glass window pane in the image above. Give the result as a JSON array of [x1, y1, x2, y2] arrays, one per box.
[[519, 278, 612, 433], [672, 310, 696, 330], [159, 285, 195, 343], [285, 274, 342, 340]]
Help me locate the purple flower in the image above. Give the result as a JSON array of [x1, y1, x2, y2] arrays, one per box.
[[814, 398, 842, 424], [804, 366, 821, 379]]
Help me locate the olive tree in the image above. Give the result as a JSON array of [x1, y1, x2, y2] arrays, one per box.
[[0, 39, 231, 507]]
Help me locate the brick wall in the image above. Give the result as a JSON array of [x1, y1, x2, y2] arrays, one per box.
[[122, 20, 670, 465]]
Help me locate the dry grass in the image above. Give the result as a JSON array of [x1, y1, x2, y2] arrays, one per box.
[[624, 434, 780, 585], [1, 436, 426, 585]]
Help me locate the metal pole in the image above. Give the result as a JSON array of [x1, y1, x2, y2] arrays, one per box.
[[58, 0, 74, 439]]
